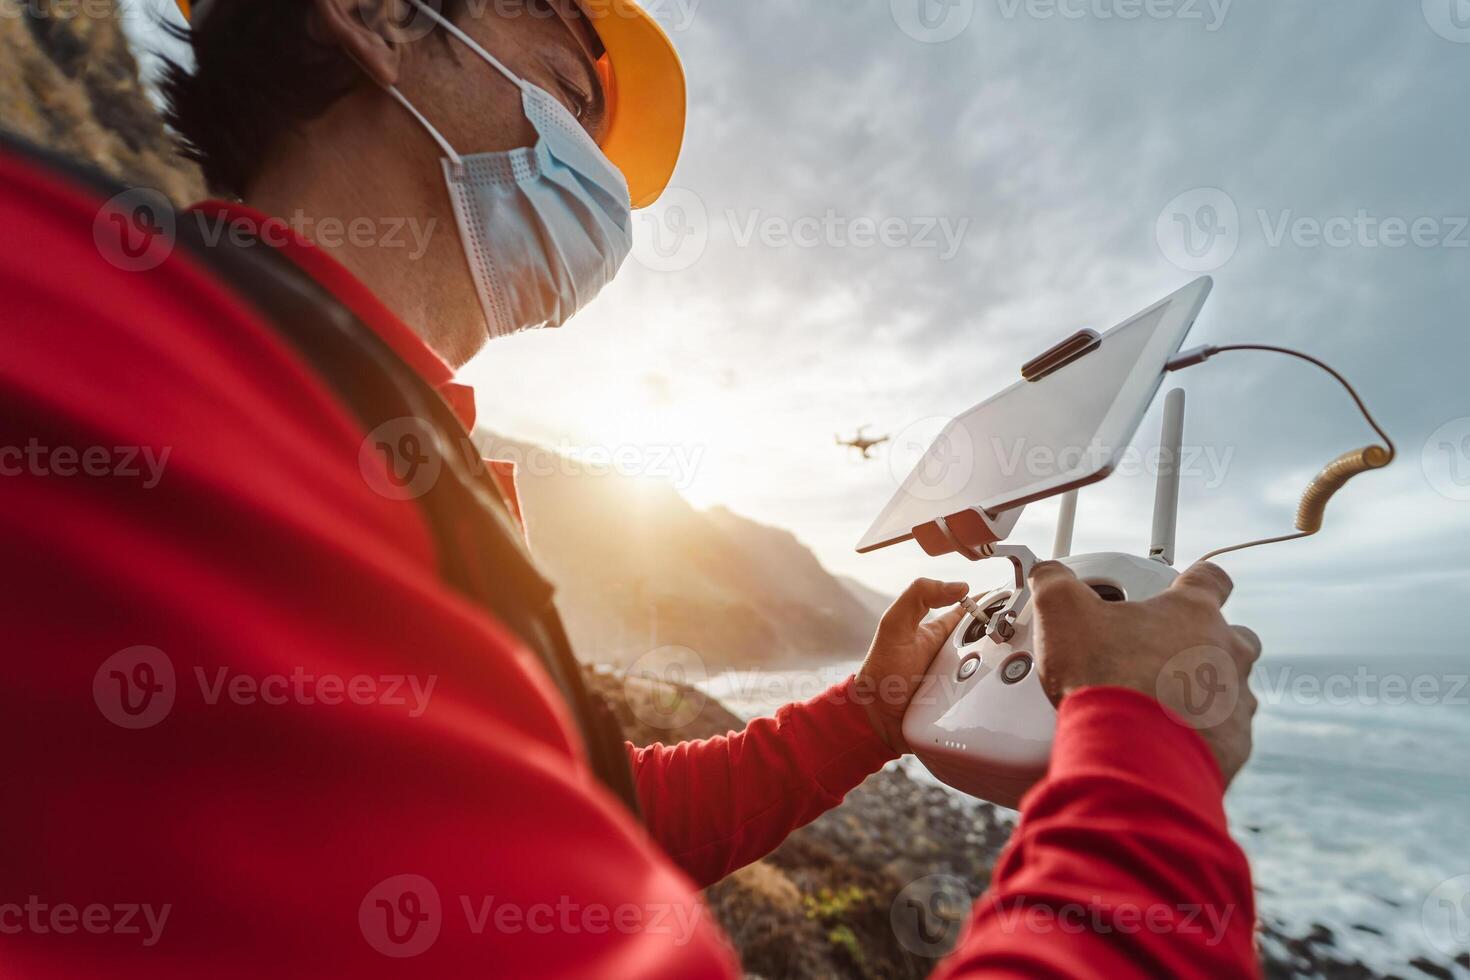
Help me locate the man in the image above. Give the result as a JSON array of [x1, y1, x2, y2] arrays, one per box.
[[0, 0, 1262, 975]]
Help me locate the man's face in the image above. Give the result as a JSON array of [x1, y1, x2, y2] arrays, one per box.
[[397, 0, 607, 154]]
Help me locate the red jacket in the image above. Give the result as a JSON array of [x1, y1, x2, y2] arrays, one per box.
[[0, 149, 1256, 977]]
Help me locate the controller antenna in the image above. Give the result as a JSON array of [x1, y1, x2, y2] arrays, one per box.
[[1052, 490, 1079, 559], [1148, 388, 1187, 565]]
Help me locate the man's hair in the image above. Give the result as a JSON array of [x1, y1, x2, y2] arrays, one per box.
[[161, 0, 463, 197]]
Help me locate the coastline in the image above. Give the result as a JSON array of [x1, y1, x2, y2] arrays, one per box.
[[589, 665, 1469, 979]]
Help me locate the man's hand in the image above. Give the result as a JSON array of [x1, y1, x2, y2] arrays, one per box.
[[855, 578, 970, 754], [1029, 560, 1262, 786]]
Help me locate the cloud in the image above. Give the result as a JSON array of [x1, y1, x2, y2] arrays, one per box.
[[123, 0, 1469, 658]]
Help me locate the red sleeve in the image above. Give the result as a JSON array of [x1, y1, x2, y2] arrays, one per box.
[[0, 147, 739, 978], [630, 676, 897, 887], [935, 687, 1258, 979]]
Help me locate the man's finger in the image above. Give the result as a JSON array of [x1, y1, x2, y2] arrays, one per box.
[[884, 578, 969, 630], [1028, 560, 1091, 609], [1172, 561, 1234, 607]]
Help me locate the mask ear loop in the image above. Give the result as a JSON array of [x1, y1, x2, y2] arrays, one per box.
[[331, 6, 469, 170], [384, 85, 464, 169], [386, 0, 535, 174]]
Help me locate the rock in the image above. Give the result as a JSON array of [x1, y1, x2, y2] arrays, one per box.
[[1408, 959, 1453, 980], [607, 666, 1470, 979], [0, 5, 203, 200], [1307, 923, 1338, 946]]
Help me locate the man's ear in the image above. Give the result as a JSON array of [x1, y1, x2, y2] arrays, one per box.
[[308, 0, 405, 88]]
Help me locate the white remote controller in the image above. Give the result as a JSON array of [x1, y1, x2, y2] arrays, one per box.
[[886, 329, 1393, 807], [901, 550, 1178, 808]]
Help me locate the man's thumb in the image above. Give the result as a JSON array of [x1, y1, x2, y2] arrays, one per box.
[[884, 578, 970, 630]]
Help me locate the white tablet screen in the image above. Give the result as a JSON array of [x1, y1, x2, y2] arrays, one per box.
[[857, 279, 1208, 553]]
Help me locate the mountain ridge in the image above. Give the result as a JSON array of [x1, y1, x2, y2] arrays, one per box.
[[480, 431, 882, 669]]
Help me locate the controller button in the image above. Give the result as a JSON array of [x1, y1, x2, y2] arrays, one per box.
[[957, 654, 981, 681], [1001, 653, 1033, 684]]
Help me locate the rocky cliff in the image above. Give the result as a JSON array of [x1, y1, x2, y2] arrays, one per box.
[[0, 4, 200, 200]]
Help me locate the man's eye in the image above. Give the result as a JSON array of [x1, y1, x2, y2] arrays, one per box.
[[556, 78, 591, 120]]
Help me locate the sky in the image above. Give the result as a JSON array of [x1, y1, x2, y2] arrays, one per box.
[[130, 0, 1470, 660]]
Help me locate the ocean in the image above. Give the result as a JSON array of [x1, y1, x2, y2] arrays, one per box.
[[699, 652, 1470, 976]]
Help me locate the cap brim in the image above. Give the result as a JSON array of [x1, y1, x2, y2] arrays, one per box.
[[584, 0, 686, 209]]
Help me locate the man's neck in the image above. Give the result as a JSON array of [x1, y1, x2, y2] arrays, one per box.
[[245, 89, 486, 369]]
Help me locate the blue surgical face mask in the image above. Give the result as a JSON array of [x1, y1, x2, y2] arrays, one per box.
[[387, 0, 633, 340]]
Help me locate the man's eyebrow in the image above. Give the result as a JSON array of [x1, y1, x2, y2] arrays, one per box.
[[544, 12, 608, 125]]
